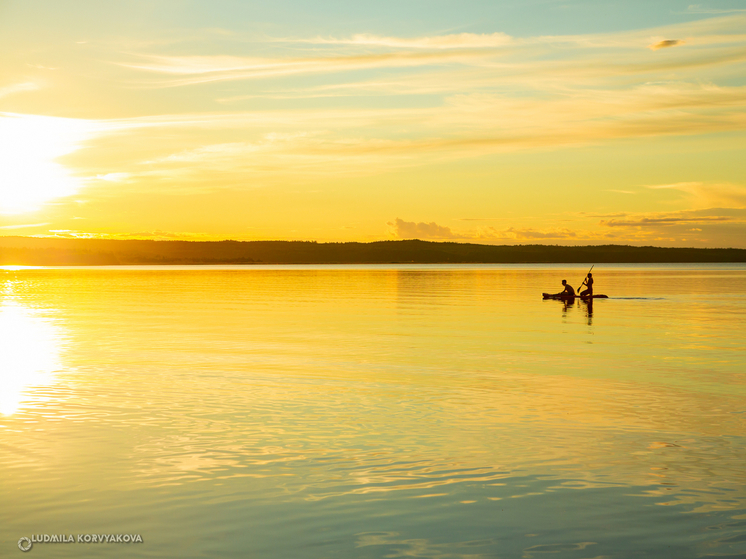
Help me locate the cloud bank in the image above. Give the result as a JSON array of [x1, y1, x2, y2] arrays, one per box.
[[388, 218, 456, 240]]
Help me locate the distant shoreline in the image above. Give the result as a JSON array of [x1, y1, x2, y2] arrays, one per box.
[[1, 237, 746, 265]]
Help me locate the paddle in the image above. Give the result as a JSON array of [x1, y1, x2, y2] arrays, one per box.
[[578, 265, 594, 292]]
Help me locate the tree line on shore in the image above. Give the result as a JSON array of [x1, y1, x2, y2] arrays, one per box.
[[1, 237, 745, 265]]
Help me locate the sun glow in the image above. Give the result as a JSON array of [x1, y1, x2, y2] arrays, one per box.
[[0, 298, 63, 415], [0, 113, 97, 215]]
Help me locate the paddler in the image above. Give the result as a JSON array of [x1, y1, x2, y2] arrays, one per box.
[[579, 272, 594, 298], [555, 280, 576, 297]]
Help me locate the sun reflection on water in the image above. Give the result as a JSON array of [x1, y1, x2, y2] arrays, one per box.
[[0, 299, 63, 415]]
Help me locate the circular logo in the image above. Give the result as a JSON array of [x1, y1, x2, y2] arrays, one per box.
[[18, 537, 32, 552]]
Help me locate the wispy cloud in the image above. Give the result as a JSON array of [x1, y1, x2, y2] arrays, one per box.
[[482, 227, 579, 240], [93, 172, 130, 182], [584, 213, 629, 218], [600, 207, 746, 227], [601, 215, 733, 227], [648, 39, 685, 50], [0, 82, 39, 99], [120, 55, 280, 75], [293, 32, 513, 49], [0, 222, 49, 230], [647, 181, 703, 190], [685, 5, 746, 14], [117, 49, 494, 88], [105, 229, 219, 241], [646, 181, 746, 208]]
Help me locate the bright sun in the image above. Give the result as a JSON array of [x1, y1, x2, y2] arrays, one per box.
[[0, 113, 95, 215]]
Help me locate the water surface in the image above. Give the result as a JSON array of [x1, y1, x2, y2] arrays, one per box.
[[1, 264, 745, 557]]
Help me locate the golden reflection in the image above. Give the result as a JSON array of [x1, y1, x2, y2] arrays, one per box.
[[0, 298, 63, 415]]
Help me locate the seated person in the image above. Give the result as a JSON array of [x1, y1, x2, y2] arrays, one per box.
[[579, 273, 594, 297], [556, 280, 575, 297]]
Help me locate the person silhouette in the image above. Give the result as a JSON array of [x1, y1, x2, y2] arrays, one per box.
[[555, 279, 575, 297], [579, 273, 594, 298]]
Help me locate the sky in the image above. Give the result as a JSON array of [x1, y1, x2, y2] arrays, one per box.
[[0, 0, 745, 247]]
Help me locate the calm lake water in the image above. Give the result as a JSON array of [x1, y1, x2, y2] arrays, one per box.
[[1, 264, 745, 558]]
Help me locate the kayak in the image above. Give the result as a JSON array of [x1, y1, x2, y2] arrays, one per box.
[[543, 293, 608, 300], [542, 293, 608, 300]]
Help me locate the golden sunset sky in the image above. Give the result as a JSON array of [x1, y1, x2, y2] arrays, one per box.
[[1, 0, 745, 246]]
